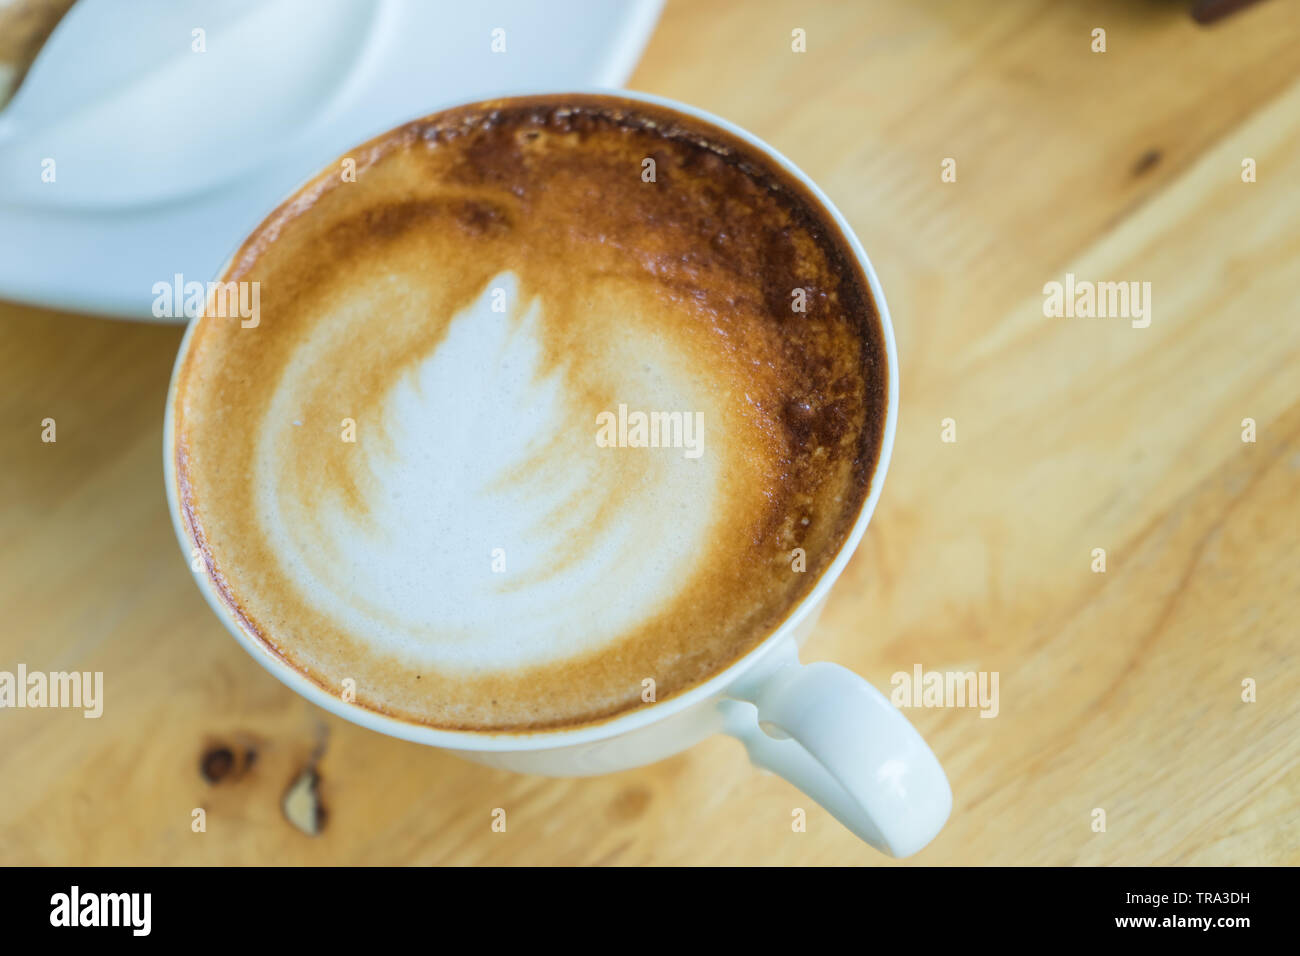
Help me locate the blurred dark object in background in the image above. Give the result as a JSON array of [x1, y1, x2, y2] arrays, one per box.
[[1192, 0, 1265, 24]]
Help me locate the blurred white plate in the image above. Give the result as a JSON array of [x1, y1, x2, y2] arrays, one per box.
[[0, 0, 663, 318]]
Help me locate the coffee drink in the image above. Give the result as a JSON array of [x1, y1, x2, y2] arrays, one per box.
[[170, 94, 888, 731]]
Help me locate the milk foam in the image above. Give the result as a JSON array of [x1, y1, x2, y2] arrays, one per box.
[[253, 273, 721, 673]]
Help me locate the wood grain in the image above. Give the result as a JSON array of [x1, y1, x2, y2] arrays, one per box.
[[1, 0, 1297, 865]]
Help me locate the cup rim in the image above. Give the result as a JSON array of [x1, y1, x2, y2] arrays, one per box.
[[162, 86, 900, 754]]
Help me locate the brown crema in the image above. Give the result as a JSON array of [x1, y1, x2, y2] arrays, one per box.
[[171, 94, 888, 732]]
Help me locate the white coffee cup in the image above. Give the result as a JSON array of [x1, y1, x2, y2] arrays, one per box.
[[163, 89, 951, 858]]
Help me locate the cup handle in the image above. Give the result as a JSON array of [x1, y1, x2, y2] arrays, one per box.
[[722, 640, 951, 857]]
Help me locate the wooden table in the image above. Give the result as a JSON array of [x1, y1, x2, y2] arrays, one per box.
[[2, 0, 1297, 865]]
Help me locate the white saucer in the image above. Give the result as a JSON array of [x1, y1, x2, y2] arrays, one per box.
[[0, 0, 663, 319]]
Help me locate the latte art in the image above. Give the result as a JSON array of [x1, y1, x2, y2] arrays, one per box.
[[254, 272, 721, 674], [171, 95, 887, 730]]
